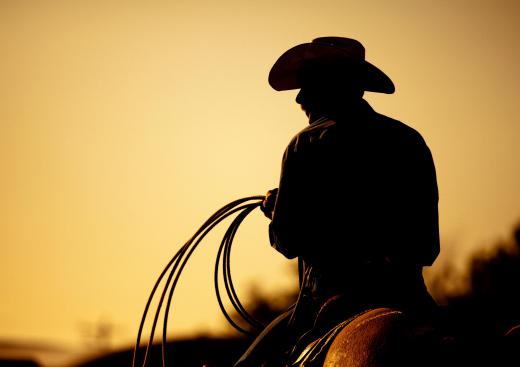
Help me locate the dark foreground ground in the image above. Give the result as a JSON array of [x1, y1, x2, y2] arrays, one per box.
[[0, 336, 249, 367], [73, 337, 249, 367]]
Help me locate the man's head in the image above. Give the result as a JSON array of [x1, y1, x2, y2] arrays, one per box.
[[295, 62, 366, 117]]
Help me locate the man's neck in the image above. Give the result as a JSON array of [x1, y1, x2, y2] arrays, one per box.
[[306, 98, 369, 124]]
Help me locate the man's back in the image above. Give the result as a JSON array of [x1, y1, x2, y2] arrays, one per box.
[[269, 99, 440, 269]]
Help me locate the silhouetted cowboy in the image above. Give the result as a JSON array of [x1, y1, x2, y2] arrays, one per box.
[[236, 37, 441, 367]]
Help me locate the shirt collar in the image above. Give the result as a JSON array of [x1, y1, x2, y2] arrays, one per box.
[[308, 98, 374, 125]]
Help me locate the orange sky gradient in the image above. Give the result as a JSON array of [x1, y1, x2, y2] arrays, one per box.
[[1, 0, 519, 350]]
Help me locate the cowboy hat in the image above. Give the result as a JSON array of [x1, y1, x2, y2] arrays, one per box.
[[269, 37, 395, 94]]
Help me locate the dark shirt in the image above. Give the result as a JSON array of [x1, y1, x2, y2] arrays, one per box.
[[269, 99, 440, 269]]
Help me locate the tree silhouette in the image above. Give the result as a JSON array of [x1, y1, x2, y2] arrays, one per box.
[[443, 223, 520, 333]]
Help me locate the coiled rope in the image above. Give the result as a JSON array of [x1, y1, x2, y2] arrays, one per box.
[[132, 195, 266, 367]]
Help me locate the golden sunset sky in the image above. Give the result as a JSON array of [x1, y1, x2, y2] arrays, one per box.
[[1, 0, 519, 350]]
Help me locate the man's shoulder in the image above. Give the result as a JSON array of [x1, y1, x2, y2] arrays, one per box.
[[371, 111, 426, 144], [285, 109, 429, 156], [300, 117, 339, 137], [288, 117, 339, 153]]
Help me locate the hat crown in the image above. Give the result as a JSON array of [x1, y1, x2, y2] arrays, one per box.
[[312, 37, 365, 60]]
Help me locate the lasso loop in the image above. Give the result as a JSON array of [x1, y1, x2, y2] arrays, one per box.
[[132, 195, 266, 367]]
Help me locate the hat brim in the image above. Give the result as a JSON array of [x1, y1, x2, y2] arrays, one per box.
[[269, 43, 395, 94]]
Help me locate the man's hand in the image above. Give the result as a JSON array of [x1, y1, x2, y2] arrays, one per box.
[[260, 188, 278, 220]]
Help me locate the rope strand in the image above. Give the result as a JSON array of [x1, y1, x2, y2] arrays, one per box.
[[132, 195, 265, 367]]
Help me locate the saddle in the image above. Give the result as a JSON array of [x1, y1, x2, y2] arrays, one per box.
[[291, 307, 520, 367], [236, 294, 520, 367], [235, 295, 439, 367], [291, 307, 440, 367]]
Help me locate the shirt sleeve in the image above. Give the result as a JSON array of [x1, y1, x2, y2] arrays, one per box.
[[269, 141, 304, 259], [268, 124, 329, 260]]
